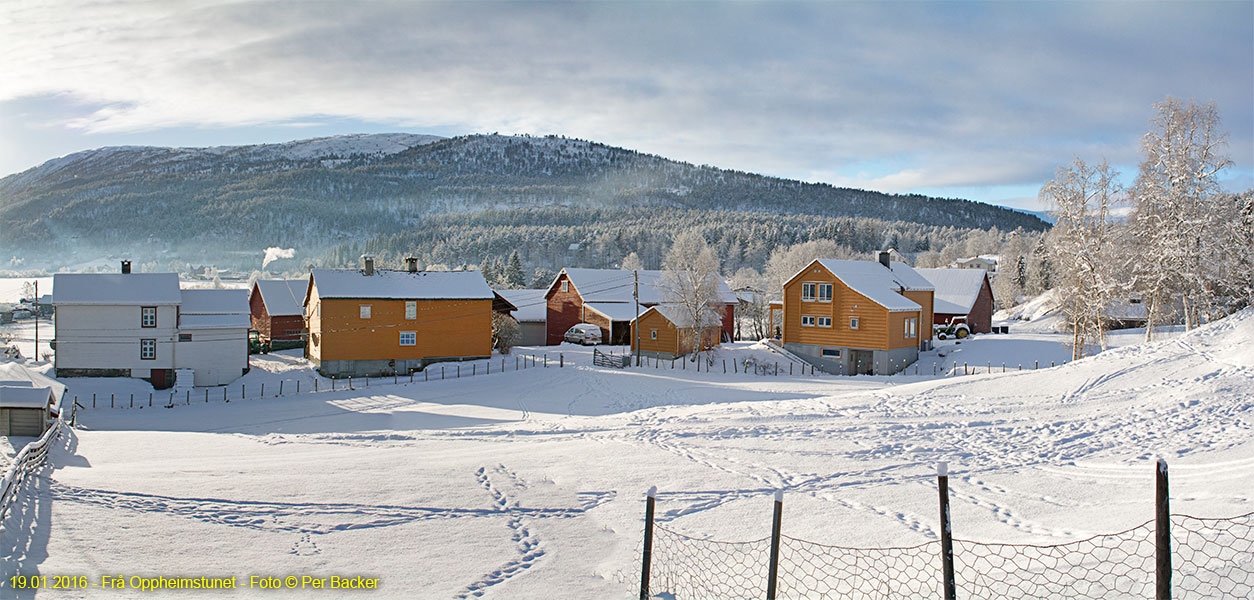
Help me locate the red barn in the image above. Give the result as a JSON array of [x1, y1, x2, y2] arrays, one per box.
[[249, 279, 309, 350], [917, 269, 995, 334], [544, 268, 737, 345]]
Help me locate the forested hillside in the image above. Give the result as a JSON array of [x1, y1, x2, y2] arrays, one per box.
[[0, 133, 1047, 272]]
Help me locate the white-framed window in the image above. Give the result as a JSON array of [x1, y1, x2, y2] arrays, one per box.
[[561, 280, 569, 292], [178, 333, 192, 342], [405, 301, 417, 320], [141, 306, 157, 328], [650, 329, 658, 340], [817, 316, 832, 327], [801, 315, 816, 327], [140, 338, 156, 360], [817, 284, 833, 302], [909, 318, 918, 338], [360, 304, 372, 319], [850, 317, 859, 330], [399, 331, 416, 346], [801, 282, 817, 302]]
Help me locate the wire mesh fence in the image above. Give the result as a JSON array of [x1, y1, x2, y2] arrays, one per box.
[[632, 465, 1253, 599]]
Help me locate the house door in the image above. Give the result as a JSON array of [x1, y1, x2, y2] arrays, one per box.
[[851, 351, 874, 375]]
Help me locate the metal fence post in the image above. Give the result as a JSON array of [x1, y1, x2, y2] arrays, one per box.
[[938, 462, 956, 600], [1157, 459, 1171, 600], [767, 490, 784, 600], [640, 486, 657, 600]]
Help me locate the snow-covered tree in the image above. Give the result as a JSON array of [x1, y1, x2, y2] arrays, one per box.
[[621, 252, 644, 271], [1129, 97, 1233, 336], [661, 230, 723, 356], [502, 251, 525, 289], [1042, 157, 1121, 359], [764, 239, 851, 298], [491, 312, 520, 353], [729, 267, 768, 340]]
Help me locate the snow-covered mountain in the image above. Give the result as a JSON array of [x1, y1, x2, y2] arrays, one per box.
[[0, 133, 1048, 270]]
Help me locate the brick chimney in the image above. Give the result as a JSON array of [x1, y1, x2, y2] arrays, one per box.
[[361, 254, 375, 276], [121, 260, 132, 274], [405, 257, 418, 273], [878, 251, 890, 268]]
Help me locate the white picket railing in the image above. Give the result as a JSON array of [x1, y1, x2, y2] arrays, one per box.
[[0, 393, 75, 529]]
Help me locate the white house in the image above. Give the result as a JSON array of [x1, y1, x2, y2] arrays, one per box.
[[177, 289, 250, 386], [52, 262, 250, 389]]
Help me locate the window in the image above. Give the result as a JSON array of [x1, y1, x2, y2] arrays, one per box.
[[178, 333, 192, 342], [801, 282, 817, 301], [910, 318, 917, 338], [817, 284, 833, 302], [817, 316, 832, 327], [314, 304, 321, 318], [850, 317, 859, 330], [140, 339, 156, 360], [360, 304, 372, 319], [801, 315, 816, 327], [405, 301, 417, 320], [821, 348, 841, 358], [141, 306, 157, 328], [399, 331, 416, 346], [561, 280, 569, 292], [650, 329, 658, 340]]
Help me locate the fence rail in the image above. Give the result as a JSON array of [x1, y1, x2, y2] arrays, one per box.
[[0, 388, 76, 529], [635, 461, 1253, 599], [67, 352, 562, 412]]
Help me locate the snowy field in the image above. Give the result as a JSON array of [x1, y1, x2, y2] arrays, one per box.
[[3, 312, 1253, 598]]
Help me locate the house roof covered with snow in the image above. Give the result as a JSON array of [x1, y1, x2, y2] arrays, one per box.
[[0, 385, 55, 409], [52, 273, 181, 306], [310, 269, 494, 301], [554, 268, 736, 305], [255, 279, 308, 317], [584, 301, 648, 322], [179, 289, 250, 330], [495, 289, 547, 322], [631, 303, 724, 329], [807, 259, 932, 313], [918, 268, 989, 315], [0, 361, 66, 400]]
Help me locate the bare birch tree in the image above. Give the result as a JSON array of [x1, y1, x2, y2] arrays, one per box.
[[1129, 98, 1233, 337], [661, 230, 723, 356], [1042, 157, 1121, 359]]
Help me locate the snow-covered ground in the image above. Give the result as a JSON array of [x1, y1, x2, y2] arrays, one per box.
[[3, 310, 1252, 598]]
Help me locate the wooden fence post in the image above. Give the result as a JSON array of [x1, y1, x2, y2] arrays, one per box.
[[938, 462, 956, 600], [261, 383, 264, 397], [1156, 459, 1171, 600], [280, 380, 284, 395], [766, 490, 784, 600], [560, 353, 564, 368], [639, 486, 657, 600], [129, 394, 133, 408]]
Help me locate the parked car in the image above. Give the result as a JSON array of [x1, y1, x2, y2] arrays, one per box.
[[564, 323, 603, 345], [934, 316, 971, 340]]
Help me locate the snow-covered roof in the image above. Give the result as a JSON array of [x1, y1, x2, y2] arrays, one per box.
[[557, 268, 736, 305], [0, 385, 54, 409], [311, 269, 494, 300], [918, 268, 989, 315], [495, 289, 547, 322], [179, 289, 250, 330], [584, 302, 647, 322], [255, 279, 308, 317], [52, 273, 181, 306], [810, 260, 927, 313], [0, 361, 66, 400], [180, 289, 249, 314], [632, 303, 724, 329]]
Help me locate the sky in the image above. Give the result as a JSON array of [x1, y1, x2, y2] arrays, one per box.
[[1, 1, 1251, 212]]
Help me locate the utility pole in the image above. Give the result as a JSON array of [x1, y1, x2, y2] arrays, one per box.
[[33, 280, 38, 361], [634, 270, 640, 366]]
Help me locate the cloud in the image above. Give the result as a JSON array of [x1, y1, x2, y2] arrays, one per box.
[[2, 1, 1250, 197]]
